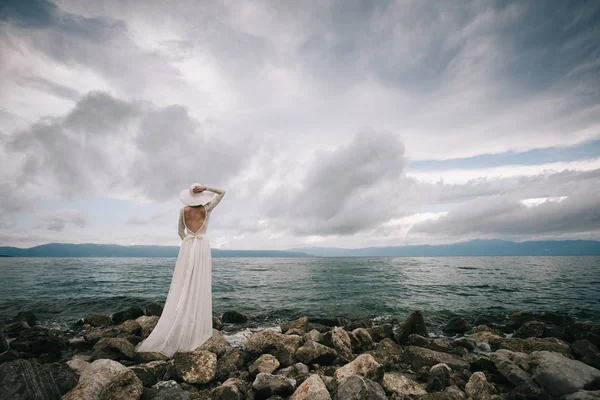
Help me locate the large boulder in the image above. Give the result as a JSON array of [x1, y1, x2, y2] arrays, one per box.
[[428, 363, 451, 392], [571, 339, 600, 369], [281, 317, 309, 334], [0, 359, 77, 400], [405, 346, 469, 371], [465, 371, 497, 400], [290, 374, 331, 400], [514, 321, 546, 339], [9, 326, 68, 362], [249, 354, 281, 376], [216, 347, 246, 381], [118, 320, 142, 336], [221, 310, 248, 323], [252, 372, 296, 399], [173, 349, 217, 384], [395, 310, 429, 344], [112, 306, 145, 324], [91, 337, 136, 361], [408, 334, 453, 353], [333, 354, 384, 384], [329, 327, 354, 363], [368, 324, 394, 342], [444, 317, 471, 335], [128, 360, 174, 387], [135, 315, 159, 338], [381, 372, 427, 398], [491, 336, 571, 357], [62, 359, 143, 400], [197, 329, 231, 357], [365, 338, 405, 371], [210, 377, 247, 399], [351, 328, 374, 353], [529, 350, 600, 396], [564, 390, 600, 400], [84, 314, 113, 328], [295, 340, 337, 366], [490, 349, 547, 399], [334, 375, 386, 400], [145, 302, 164, 316], [0, 323, 8, 352], [244, 329, 303, 367]]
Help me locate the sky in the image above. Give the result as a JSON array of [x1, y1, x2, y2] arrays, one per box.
[[0, 0, 599, 250]]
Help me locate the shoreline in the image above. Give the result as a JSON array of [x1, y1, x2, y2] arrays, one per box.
[[2, 303, 600, 399]]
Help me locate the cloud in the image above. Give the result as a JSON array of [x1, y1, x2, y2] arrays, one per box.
[[39, 209, 88, 231]]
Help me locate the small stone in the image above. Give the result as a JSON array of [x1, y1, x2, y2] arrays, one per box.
[[514, 321, 546, 339], [198, 329, 231, 357], [213, 316, 223, 330], [210, 377, 247, 399], [120, 320, 142, 335], [83, 314, 113, 328]]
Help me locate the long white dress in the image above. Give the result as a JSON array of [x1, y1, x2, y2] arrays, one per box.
[[136, 187, 225, 357]]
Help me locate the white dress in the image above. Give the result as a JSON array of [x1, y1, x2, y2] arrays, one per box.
[[136, 187, 225, 357]]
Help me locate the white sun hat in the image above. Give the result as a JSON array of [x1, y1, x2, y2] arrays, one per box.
[[180, 183, 216, 206]]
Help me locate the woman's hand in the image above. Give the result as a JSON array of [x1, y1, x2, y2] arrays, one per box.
[[192, 185, 207, 193]]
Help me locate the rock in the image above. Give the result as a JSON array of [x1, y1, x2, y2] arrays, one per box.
[[198, 329, 231, 357], [490, 349, 546, 399], [565, 324, 600, 348], [0, 323, 8, 352], [83, 326, 119, 344], [250, 354, 281, 376], [145, 302, 164, 316], [213, 316, 223, 330], [128, 360, 174, 387], [304, 329, 323, 343], [408, 334, 453, 353], [365, 338, 405, 371], [210, 377, 247, 399], [12, 310, 38, 326], [310, 317, 350, 328], [334, 375, 386, 400], [5, 320, 30, 338], [564, 390, 600, 400], [330, 327, 354, 363], [571, 339, 600, 369], [464, 353, 498, 374], [245, 329, 303, 367], [10, 326, 67, 362], [333, 353, 384, 384], [216, 347, 246, 381], [351, 328, 374, 352], [381, 372, 427, 397], [453, 337, 477, 352], [153, 386, 190, 400], [529, 350, 600, 396], [511, 311, 574, 327], [0, 349, 21, 363], [419, 385, 468, 400], [281, 317, 309, 334], [346, 318, 373, 331], [0, 359, 77, 400], [277, 362, 310, 383], [119, 320, 142, 335], [91, 337, 136, 361], [112, 306, 144, 325], [135, 315, 159, 338], [428, 363, 451, 392], [493, 336, 571, 357], [84, 314, 113, 328], [222, 310, 248, 323], [252, 372, 296, 399], [405, 346, 469, 371], [444, 317, 471, 335], [290, 374, 330, 400], [295, 340, 337, 366], [514, 321, 546, 339], [465, 371, 497, 400], [67, 358, 90, 376], [368, 324, 394, 342], [174, 349, 217, 384], [62, 359, 143, 400], [395, 310, 429, 344]]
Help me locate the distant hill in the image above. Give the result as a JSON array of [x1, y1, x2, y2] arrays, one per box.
[[289, 239, 600, 257], [0, 243, 311, 258]]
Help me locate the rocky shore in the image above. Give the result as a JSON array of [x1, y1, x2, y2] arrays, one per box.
[[1, 305, 600, 399]]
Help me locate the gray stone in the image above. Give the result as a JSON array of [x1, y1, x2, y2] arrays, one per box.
[[381, 372, 427, 397], [222, 310, 248, 323], [210, 377, 247, 400], [465, 371, 497, 400], [408, 334, 453, 353], [145, 302, 164, 316], [252, 372, 296, 399], [428, 363, 451, 392], [135, 315, 159, 338], [395, 310, 429, 344], [530, 350, 600, 396], [571, 339, 600, 369], [334, 375, 386, 400], [62, 359, 143, 400], [112, 306, 145, 324], [366, 337, 405, 371], [276, 362, 310, 383], [119, 320, 142, 335], [250, 354, 281, 376], [368, 324, 394, 342], [405, 346, 469, 371], [514, 321, 545, 339], [216, 347, 246, 381], [128, 360, 174, 387], [330, 327, 354, 363], [91, 337, 136, 361], [153, 386, 190, 400], [290, 374, 331, 400], [295, 340, 337, 365], [564, 390, 600, 400], [0, 359, 78, 400], [351, 328, 374, 353], [490, 350, 545, 399], [281, 317, 309, 334], [333, 353, 384, 384], [444, 317, 471, 335], [67, 358, 90, 376], [84, 314, 113, 328], [174, 349, 217, 384], [245, 329, 303, 367], [198, 329, 231, 357], [303, 329, 323, 343]]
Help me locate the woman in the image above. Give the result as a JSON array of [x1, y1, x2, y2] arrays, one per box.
[[136, 183, 225, 357]]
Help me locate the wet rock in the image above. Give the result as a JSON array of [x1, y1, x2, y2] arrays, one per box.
[[250, 354, 281, 376], [135, 315, 159, 338], [0, 349, 21, 363], [222, 310, 248, 323], [198, 329, 231, 357], [310, 317, 350, 328], [511, 311, 574, 327], [408, 334, 453, 353], [350, 328, 374, 353], [529, 350, 600, 396], [83, 326, 119, 345], [493, 336, 571, 357], [564, 390, 600, 400], [129, 359, 174, 387], [252, 372, 296, 399], [63, 359, 143, 400], [281, 317, 309, 334], [334, 375, 386, 400], [565, 323, 600, 347], [368, 324, 394, 342], [112, 306, 145, 324], [345, 317, 373, 331], [329, 327, 354, 363], [405, 346, 469, 371], [365, 338, 405, 371], [152, 386, 190, 400], [464, 353, 498, 374], [12, 311, 38, 326], [119, 320, 142, 335], [428, 363, 451, 392], [245, 329, 303, 367], [174, 349, 217, 384], [452, 337, 477, 352], [145, 302, 164, 316], [67, 358, 90, 376], [213, 316, 223, 330], [444, 317, 471, 335], [10, 326, 68, 362], [91, 337, 136, 361], [514, 321, 546, 339], [5, 320, 30, 338], [216, 347, 246, 381], [333, 353, 384, 384], [0, 323, 8, 352], [490, 349, 546, 399], [289, 374, 330, 400], [465, 371, 497, 400], [381, 372, 427, 398], [571, 339, 600, 369], [295, 340, 337, 366], [0, 359, 77, 400], [395, 310, 429, 344], [210, 377, 247, 399], [84, 314, 113, 328]]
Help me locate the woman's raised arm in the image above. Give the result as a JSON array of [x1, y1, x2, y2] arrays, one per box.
[[204, 186, 226, 212]]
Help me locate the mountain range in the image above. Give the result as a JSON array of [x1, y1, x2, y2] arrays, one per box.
[[0, 240, 599, 257]]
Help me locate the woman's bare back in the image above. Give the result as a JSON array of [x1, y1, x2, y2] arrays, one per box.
[[183, 206, 207, 234]]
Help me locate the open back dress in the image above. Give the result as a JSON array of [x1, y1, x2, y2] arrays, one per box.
[[136, 186, 225, 357]]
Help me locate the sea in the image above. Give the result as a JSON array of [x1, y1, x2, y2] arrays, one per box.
[[1, 256, 599, 333]]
